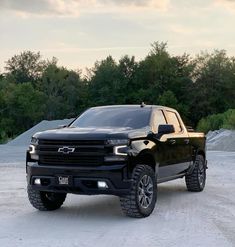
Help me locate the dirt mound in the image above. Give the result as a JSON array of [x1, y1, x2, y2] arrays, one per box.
[[7, 118, 74, 146], [206, 129, 235, 151]]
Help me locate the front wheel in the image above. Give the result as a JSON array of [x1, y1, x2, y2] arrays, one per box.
[[27, 186, 67, 211], [185, 155, 206, 192], [120, 165, 157, 218]]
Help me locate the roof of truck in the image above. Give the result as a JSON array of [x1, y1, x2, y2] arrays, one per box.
[[90, 104, 176, 112]]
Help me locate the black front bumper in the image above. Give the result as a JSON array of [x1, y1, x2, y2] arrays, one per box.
[[26, 162, 132, 196]]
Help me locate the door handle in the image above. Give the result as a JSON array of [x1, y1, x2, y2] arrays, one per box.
[[184, 139, 190, 144], [169, 139, 176, 145]]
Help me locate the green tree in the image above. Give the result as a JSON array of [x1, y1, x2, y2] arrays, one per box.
[[197, 109, 235, 133], [4, 51, 48, 84], [158, 90, 178, 107], [1, 82, 46, 137], [88, 56, 121, 105], [40, 64, 86, 119], [189, 50, 235, 124]]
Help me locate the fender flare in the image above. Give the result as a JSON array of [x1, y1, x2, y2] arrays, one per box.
[[131, 149, 159, 176], [187, 149, 207, 175]]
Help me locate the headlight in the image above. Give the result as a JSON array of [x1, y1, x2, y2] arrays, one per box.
[[114, 145, 129, 156], [31, 137, 38, 144], [29, 144, 39, 160], [106, 139, 129, 145], [29, 145, 36, 154]]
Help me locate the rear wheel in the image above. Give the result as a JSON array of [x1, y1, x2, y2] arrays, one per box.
[[120, 165, 157, 218], [27, 186, 66, 211], [185, 155, 206, 192]]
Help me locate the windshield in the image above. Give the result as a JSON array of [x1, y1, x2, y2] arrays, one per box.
[[71, 107, 151, 129]]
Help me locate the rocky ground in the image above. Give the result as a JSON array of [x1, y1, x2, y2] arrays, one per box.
[[0, 145, 234, 247]]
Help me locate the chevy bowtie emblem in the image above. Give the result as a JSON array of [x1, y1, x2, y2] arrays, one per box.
[[58, 146, 75, 154]]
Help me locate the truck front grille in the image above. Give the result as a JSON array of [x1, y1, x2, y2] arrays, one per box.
[[39, 139, 105, 146], [37, 139, 108, 166]]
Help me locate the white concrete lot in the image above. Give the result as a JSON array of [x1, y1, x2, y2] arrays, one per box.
[[0, 145, 234, 247]]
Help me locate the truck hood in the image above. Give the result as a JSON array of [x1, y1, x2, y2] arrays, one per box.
[[33, 126, 151, 141]]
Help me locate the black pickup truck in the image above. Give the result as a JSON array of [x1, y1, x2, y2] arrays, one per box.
[[26, 105, 207, 218]]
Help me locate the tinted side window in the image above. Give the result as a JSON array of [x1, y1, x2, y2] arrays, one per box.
[[165, 111, 182, 133], [153, 110, 167, 132]]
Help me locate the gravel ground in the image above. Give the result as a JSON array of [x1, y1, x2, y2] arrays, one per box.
[[0, 146, 234, 247]]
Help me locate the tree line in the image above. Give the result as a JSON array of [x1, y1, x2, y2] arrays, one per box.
[[0, 42, 235, 143]]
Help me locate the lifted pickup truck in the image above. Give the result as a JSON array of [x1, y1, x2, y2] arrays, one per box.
[[26, 105, 207, 218]]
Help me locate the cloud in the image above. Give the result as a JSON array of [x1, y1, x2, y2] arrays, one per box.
[[99, 0, 169, 9], [42, 45, 149, 53], [0, 0, 82, 17], [0, 0, 58, 15], [170, 25, 193, 34], [214, 0, 235, 12], [0, 0, 170, 17]]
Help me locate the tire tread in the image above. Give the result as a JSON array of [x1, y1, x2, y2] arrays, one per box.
[[120, 165, 156, 218], [27, 186, 66, 211], [185, 155, 205, 192]]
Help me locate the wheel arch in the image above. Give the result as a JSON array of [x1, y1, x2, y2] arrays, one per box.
[[189, 148, 207, 174], [131, 150, 158, 174], [196, 149, 206, 161]]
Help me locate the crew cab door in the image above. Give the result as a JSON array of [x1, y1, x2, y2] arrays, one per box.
[[157, 110, 191, 179]]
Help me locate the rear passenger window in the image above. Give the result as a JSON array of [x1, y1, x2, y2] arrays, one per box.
[[165, 111, 182, 133], [153, 110, 167, 132]]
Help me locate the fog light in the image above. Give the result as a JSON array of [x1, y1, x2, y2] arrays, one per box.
[[34, 178, 41, 185], [97, 181, 108, 189]]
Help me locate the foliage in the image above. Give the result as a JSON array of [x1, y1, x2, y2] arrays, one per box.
[[197, 109, 235, 133], [5, 51, 46, 84], [189, 50, 235, 124], [0, 82, 46, 137], [40, 64, 86, 119], [0, 43, 235, 143]]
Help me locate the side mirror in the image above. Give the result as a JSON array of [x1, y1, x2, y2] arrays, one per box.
[[158, 124, 175, 135]]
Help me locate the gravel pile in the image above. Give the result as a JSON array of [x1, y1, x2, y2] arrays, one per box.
[[7, 118, 74, 146], [206, 129, 235, 151]]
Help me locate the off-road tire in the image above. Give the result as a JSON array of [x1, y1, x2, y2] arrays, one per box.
[[185, 155, 206, 192], [120, 165, 157, 218], [27, 186, 66, 211]]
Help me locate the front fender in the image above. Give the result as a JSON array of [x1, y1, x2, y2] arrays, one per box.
[[128, 139, 156, 157], [127, 139, 159, 175]]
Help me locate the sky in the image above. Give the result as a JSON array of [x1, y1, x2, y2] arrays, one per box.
[[1, 0, 235, 72]]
